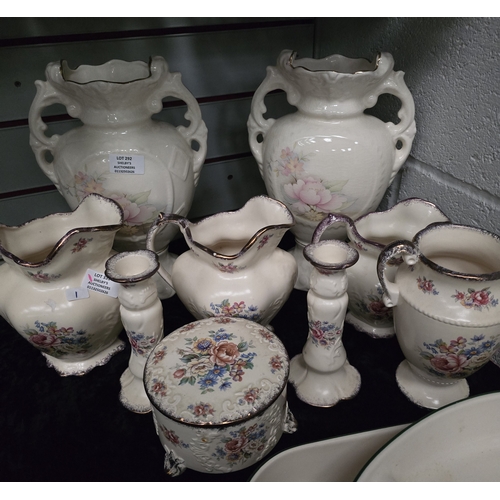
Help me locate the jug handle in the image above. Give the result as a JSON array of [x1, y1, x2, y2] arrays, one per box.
[[28, 79, 64, 187], [376, 240, 418, 308], [311, 213, 354, 243], [146, 213, 189, 290], [376, 69, 417, 184], [150, 58, 208, 187], [247, 64, 300, 179]]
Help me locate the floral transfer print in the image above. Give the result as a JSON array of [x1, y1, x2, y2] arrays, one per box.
[[23, 320, 91, 356], [71, 237, 93, 253], [308, 320, 342, 349], [267, 146, 354, 222], [27, 270, 62, 283], [204, 299, 261, 322], [257, 234, 272, 250], [150, 378, 168, 397], [67, 169, 159, 235], [420, 334, 500, 379], [173, 328, 257, 394], [213, 423, 267, 466], [127, 331, 157, 356], [269, 355, 285, 374], [238, 387, 261, 406], [151, 346, 167, 365], [159, 424, 189, 449], [416, 276, 439, 295], [452, 287, 499, 311], [215, 263, 240, 274], [351, 285, 392, 321], [188, 402, 215, 418]]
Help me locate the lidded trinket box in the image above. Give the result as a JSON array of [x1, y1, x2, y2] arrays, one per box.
[[144, 317, 297, 475]]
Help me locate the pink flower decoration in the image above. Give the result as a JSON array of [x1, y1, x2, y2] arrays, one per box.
[[284, 176, 347, 214]]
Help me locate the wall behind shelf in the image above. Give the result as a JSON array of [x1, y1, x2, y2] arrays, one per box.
[[315, 17, 500, 234]]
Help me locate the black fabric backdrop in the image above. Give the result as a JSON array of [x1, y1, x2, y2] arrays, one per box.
[[1, 233, 500, 482]]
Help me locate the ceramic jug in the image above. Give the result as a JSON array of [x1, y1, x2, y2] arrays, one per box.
[[146, 196, 297, 327], [29, 56, 208, 296], [248, 50, 416, 290], [314, 198, 449, 338], [378, 222, 500, 409], [0, 194, 125, 376]]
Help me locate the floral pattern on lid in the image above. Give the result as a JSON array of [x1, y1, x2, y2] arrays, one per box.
[[144, 318, 289, 426]]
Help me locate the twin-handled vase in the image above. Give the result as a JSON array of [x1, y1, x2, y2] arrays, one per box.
[[248, 50, 416, 290]]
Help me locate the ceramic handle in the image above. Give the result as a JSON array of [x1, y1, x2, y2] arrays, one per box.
[[376, 240, 417, 308], [149, 57, 207, 187], [247, 61, 299, 178], [377, 59, 417, 183], [311, 213, 354, 243], [28, 79, 64, 187], [146, 213, 189, 291]]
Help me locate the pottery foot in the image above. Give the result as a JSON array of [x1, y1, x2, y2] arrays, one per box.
[[345, 312, 395, 339], [289, 355, 361, 407], [119, 367, 151, 414], [395, 360, 470, 410], [164, 447, 186, 477], [283, 403, 298, 434], [43, 338, 126, 376]]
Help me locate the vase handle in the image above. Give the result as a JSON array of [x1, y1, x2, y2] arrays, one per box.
[[311, 213, 354, 243], [377, 240, 418, 308], [149, 57, 208, 187], [247, 52, 300, 178], [28, 75, 64, 188], [376, 55, 417, 184], [146, 213, 189, 291]]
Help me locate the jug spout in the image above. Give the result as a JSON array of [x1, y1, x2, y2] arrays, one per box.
[[146, 196, 297, 326]]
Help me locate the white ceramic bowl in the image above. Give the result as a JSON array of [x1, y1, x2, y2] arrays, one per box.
[[356, 391, 500, 481]]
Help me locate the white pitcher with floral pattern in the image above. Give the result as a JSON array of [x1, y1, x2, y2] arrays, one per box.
[[378, 222, 500, 409], [0, 194, 125, 376], [29, 56, 207, 298], [146, 196, 297, 328], [248, 50, 416, 290]]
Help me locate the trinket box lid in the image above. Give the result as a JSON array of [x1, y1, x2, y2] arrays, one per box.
[[144, 317, 289, 426]]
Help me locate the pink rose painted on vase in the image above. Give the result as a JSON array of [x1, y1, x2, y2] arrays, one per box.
[[69, 169, 159, 235], [268, 146, 354, 222]]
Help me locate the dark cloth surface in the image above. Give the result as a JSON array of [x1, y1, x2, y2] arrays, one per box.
[[1, 234, 499, 482]]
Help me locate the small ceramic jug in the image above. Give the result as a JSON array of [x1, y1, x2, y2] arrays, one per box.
[[248, 50, 416, 290], [316, 198, 449, 338], [289, 235, 360, 407], [0, 194, 125, 376], [105, 249, 164, 414], [146, 196, 297, 327], [378, 222, 500, 409], [29, 56, 208, 297]]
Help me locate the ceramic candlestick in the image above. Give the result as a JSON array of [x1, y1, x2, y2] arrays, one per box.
[[106, 249, 164, 413], [289, 237, 361, 407]]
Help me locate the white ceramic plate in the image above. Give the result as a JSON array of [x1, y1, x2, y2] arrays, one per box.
[[250, 424, 409, 482], [356, 391, 500, 481]]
